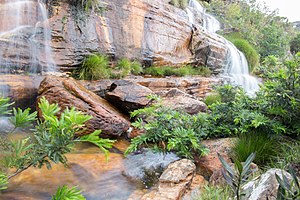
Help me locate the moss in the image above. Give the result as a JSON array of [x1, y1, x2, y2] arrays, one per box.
[[224, 33, 260, 72]]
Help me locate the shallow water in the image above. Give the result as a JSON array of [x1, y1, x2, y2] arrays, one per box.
[[0, 138, 145, 200]]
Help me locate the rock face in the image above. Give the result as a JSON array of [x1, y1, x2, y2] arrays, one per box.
[[82, 76, 220, 101], [195, 138, 235, 178], [123, 149, 179, 187], [243, 168, 292, 200], [161, 88, 207, 114], [37, 76, 130, 136], [105, 80, 154, 113], [48, 0, 228, 73], [141, 159, 196, 200], [0, 75, 44, 110]]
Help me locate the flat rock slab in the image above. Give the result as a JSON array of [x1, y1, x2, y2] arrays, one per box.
[[105, 80, 154, 113], [37, 76, 130, 136]]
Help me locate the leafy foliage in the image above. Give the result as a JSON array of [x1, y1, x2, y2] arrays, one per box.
[[290, 33, 300, 55], [0, 97, 13, 115], [276, 166, 300, 200], [0, 172, 8, 191], [207, 0, 295, 58], [126, 106, 210, 159], [218, 152, 256, 200], [203, 92, 221, 106], [256, 53, 300, 136], [0, 96, 114, 186], [52, 185, 86, 200]]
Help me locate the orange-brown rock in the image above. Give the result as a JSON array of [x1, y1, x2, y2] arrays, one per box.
[[161, 88, 207, 114], [0, 75, 44, 110], [81, 76, 221, 101], [49, 0, 228, 73], [141, 159, 196, 200], [105, 80, 154, 114], [37, 76, 130, 136], [195, 138, 235, 178]]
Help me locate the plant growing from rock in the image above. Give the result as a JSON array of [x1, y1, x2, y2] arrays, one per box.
[[0, 96, 114, 191], [276, 166, 300, 200], [77, 54, 111, 80], [218, 152, 256, 200]]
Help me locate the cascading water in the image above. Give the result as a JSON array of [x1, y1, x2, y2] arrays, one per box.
[[187, 0, 260, 95], [0, 0, 55, 74]]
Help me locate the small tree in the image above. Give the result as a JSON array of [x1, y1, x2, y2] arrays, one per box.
[[0, 96, 114, 191]]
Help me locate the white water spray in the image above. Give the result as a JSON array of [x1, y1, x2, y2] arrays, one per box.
[[187, 0, 260, 95], [0, 0, 56, 73]]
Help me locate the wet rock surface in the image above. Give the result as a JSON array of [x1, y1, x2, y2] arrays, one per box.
[[141, 159, 196, 200], [123, 149, 179, 188], [105, 80, 154, 114], [37, 76, 130, 136], [48, 0, 228, 73], [0, 75, 44, 110], [243, 168, 292, 200]]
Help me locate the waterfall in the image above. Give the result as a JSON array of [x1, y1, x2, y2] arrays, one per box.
[[187, 0, 260, 95], [0, 0, 55, 74]]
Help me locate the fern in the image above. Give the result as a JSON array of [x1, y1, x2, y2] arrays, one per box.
[[0, 96, 13, 115], [9, 108, 37, 129], [52, 185, 86, 200]]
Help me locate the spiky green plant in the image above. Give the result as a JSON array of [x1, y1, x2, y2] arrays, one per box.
[[218, 152, 256, 200], [276, 166, 300, 200], [78, 54, 110, 80]]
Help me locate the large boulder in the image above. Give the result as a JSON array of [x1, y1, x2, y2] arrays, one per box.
[[242, 168, 292, 200], [141, 159, 196, 200], [162, 88, 207, 114], [195, 138, 235, 178], [105, 80, 154, 114], [0, 75, 43, 110], [37, 76, 130, 136]]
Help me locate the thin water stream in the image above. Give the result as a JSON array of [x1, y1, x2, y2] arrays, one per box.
[[187, 0, 260, 95]]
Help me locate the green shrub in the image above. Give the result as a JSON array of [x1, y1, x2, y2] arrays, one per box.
[[196, 185, 232, 200], [0, 96, 115, 190], [115, 58, 132, 78], [143, 65, 211, 77], [204, 93, 221, 106], [144, 66, 165, 76], [194, 66, 212, 77], [131, 61, 143, 75], [290, 33, 300, 55], [231, 132, 278, 166], [269, 140, 300, 170], [126, 106, 210, 159], [78, 54, 110, 80]]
